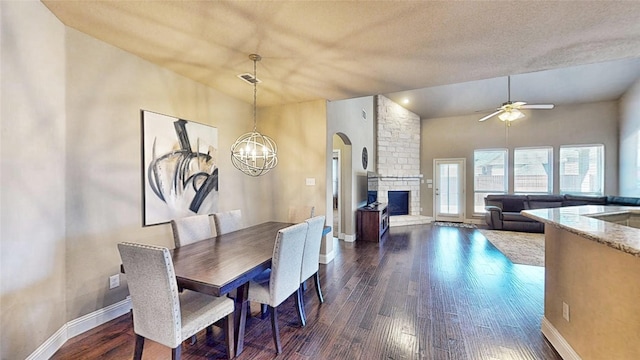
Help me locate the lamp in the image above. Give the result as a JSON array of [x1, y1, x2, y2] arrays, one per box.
[[231, 54, 278, 176], [498, 108, 525, 122]]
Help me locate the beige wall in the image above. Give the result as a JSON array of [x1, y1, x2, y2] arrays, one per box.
[[63, 25, 261, 321], [544, 226, 640, 359], [1, 2, 67, 358], [619, 77, 640, 196], [326, 96, 375, 240], [421, 101, 619, 219], [261, 99, 328, 228], [1, 3, 332, 358], [0, 1, 266, 357]]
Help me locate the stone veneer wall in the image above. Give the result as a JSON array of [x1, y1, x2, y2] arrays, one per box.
[[376, 95, 420, 175], [374, 95, 422, 215]]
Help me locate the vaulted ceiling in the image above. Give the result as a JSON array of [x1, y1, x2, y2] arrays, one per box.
[[43, 1, 640, 119]]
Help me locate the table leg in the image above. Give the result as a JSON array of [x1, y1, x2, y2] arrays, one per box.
[[234, 283, 249, 355]]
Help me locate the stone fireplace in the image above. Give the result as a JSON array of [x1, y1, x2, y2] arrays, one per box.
[[368, 175, 422, 215], [373, 96, 432, 226]]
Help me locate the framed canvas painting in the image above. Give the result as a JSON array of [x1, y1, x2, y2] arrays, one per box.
[[141, 110, 219, 226]]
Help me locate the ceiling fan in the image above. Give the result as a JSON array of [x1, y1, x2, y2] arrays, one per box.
[[479, 76, 555, 122]]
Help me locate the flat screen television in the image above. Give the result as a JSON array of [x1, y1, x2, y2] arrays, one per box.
[[366, 171, 378, 205], [367, 190, 378, 205]]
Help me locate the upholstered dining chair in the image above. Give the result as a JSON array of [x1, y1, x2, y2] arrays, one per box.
[[246, 222, 308, 354], [118, 242, 235, 360], [296, 215, 326, 326], [288, 205, 315, 223], [170, 214, 214, 248], [213, 209, 243, 235]]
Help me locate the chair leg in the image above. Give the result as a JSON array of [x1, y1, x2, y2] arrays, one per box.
[[223, 313, 235, 360], [313, 272, 324, 303], [172, 344, 182, 360], [205, 325, 213, 344], [260, 303, 268, 319], [133, 334, 144, 360], [269, 306, 282, 354], [295, 286, 307, 326]]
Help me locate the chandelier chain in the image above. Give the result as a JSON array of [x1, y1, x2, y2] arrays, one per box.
[[253, 57, 257, 131]]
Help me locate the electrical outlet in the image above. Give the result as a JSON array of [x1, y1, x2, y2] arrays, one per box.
[[562, 302, 570, 322], [109, 274, 120, 289]]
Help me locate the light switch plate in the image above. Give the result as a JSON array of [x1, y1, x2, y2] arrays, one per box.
[[305, 178, 316, 186]]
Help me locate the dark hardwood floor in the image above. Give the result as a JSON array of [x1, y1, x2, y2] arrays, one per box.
[[51, 224, 561, 360]]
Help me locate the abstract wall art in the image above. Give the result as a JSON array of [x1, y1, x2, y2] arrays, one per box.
[[141, 110, 219, 226]]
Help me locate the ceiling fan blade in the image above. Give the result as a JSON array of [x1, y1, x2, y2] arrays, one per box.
[[521, 104, 555, 109], [479, 109, 504, 122], [512, 101, 527, 107]]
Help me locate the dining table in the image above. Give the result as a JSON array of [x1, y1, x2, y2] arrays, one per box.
[[168, 221, 331, 356], [169, 221, 289, 355]]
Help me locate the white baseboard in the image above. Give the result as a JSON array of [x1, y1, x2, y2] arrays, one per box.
[[25, 325, 68, 360], [67, 296, 132, 338], [26, 297, 132, 360], [541, 316, 582, 360], [465, 218, 485, 225], [319, 249, 335, 264], [343, 234, 355, 242]]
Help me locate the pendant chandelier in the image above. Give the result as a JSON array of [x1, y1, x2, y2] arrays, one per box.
[[231, 54, 278, 176]]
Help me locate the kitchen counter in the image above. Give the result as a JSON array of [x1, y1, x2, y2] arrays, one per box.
[[521, 205, 640, 360], [522, 205, 640, 257]]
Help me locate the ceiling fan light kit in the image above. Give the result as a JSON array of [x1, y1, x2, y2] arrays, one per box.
[[498, 108, 525, 122], [479, 76, 554, 123]]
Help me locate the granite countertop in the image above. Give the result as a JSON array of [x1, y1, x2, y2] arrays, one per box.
[[522, 205, 640, 257]]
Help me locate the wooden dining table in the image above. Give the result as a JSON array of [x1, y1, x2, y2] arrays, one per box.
[[169, 221, 292, 355]]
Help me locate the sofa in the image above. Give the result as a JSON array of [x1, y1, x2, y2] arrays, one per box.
[[484, 194, 640, 233]]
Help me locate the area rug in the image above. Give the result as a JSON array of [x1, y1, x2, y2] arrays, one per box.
[[433, 221, 477, 228], [478, 229, 545, 267]]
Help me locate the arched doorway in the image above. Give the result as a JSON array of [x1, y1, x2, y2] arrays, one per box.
[[332, 132, 352, 240]]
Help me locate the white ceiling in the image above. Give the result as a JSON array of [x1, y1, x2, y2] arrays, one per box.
[[42, 1, 640, 119]]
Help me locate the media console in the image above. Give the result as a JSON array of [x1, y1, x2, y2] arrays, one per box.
[[357, 203, 389, 242]]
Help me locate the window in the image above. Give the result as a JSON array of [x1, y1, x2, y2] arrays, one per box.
[[514, 147, 553, 194], [474, 149, 508, 213], [559, 144, 604, 195]]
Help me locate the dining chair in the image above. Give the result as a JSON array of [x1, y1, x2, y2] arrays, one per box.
[[288, 205, 315, 223], [296, 215, 326, 326], [170, 214, 214, 248], [170, 214, 223, 344], [118, 242, 235, 360], [246, 222, 308, 354], [213, 209, 243, 235]]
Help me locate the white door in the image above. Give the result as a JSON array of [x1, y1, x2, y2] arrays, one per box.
[[434, 158, 466, 222]]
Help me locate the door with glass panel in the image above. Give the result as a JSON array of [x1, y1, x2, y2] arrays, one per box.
[[434, 158, 466, 222]]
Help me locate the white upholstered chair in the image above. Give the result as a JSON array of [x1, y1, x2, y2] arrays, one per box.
[[296, 215, 326, 326], [118, 242, 235, 360], [213, 209, 243, 235], [170, 214, 214, 248], [246, 222, 308, 354], [288, 205, 315, 223]]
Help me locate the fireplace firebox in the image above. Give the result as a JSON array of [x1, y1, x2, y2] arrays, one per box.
[[388, 191, 409, 216]]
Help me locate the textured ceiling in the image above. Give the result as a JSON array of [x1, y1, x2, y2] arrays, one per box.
[[43, 1, 640, 118]]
